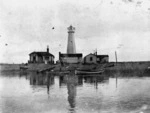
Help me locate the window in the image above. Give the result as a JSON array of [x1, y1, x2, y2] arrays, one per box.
[[90, 57, 93, 61], [45, 56, 49, 60]]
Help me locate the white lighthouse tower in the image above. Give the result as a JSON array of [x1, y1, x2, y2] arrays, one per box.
[[67, 25, 76, 54], [59, 25, 82, 64]]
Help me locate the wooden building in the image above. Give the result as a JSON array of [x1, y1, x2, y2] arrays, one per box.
[[83, 53, 97, 64], [97, 55, 109, 63], [28, 46, 54, 64], [83, 53, 109, 64]]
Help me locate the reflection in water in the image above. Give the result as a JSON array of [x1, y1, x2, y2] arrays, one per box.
[[30, 73, 54, 94], [19, 71, 28, 80], [85, 75, 108, 83], [78, 76, 83, 86], [58, 74, 109, 113], [59, 75, 83, 87], [1, 69, 150, 113], [67, 75, 77, 113], [59, 75, 66, 87], [59, 75, 108, 88], [83, 75, 109, 89], [59, 74, 78, 113], [116, 75, 118, 89], [114, 72, 121, 89]]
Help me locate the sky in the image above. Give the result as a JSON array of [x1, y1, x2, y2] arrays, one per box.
[[0, 0, 150, 63]]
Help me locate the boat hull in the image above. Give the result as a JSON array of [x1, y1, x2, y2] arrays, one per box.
[[75, 70, 104, 75]]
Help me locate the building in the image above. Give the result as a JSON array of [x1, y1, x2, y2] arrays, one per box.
[[83, 53, 97, 64], [97, 55, 109, 63], [28, 46, 54, 64], [67, 25, 76, 54], [83, 53, 109, 64], [59, 52, 82, 64], [59, 25, 83, 64]]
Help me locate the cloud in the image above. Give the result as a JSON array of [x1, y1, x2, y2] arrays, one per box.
[[0, 0, 150, 63]]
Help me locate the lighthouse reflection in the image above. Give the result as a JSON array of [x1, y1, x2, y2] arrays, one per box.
[[29, 72, 108, 112], [59, 74, 78, 112], [67, 75, 77, 112], [59, 74, 108, 113], [30, 73, 54, 94]]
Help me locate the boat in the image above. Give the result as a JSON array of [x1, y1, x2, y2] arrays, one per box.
[[49, 71, 70, 75], [75, 69, 104, 75]]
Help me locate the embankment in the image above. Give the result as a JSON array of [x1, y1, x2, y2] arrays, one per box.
[[0, 61, 150, 75], [0, 63, 54, 72], [105, 61, 150, 77]]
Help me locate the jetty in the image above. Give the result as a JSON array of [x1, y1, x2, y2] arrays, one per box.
[[37, 66, 55, 73]]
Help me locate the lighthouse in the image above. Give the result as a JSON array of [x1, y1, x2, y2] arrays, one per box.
[[59, 25, 82, 64], [67, 25, 76, 54]]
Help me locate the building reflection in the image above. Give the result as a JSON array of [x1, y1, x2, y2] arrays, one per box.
[[77, 75, 84, 86], [30, 73, 54, 94], [83, 75, 108, 89], [59, 75, 67, 87], [59, 75, 83, 87], [19, 71, 28, 79], [58, 74, 109, 113], [59, 74, 109, 88], [83, 75, 108, 83]]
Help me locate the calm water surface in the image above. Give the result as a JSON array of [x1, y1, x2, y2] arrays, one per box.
[[0, 71, 150, 113]]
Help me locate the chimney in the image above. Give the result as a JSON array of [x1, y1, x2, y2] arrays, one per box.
[[47, 45, 49, 53]]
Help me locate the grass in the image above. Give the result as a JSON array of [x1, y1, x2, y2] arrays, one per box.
[[104, 61, 150, 77]]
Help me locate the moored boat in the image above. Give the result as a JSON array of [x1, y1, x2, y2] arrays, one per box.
[[75, 69, 104, 75], [49, 71, 70, 75]]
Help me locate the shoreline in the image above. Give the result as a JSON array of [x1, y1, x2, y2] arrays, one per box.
[[0, 61, 150, 71]]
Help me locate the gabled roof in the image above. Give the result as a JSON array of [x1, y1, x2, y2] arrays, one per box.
[[84, 53, 96, 57], [29, 52, 54, 57], [84, 53, 109, 58], [60, 53, 82, 57]]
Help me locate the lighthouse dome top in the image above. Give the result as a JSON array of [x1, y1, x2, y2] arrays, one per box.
[[67, 25, 75, 33]]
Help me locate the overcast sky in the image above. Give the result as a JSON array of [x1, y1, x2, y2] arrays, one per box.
[[0, 0, 150, 63]]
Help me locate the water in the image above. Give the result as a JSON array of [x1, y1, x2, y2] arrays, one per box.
[[0, 71, 150, 113]]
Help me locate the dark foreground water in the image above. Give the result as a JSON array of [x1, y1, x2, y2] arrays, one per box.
[[0, 71, 150, 113]]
